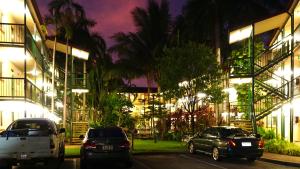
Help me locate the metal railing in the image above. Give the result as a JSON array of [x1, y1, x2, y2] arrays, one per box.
[[0, 77, 44, 104], [0, 23, 24, 45], [255, 35, 292, 75], [71, 73, 88, 89]]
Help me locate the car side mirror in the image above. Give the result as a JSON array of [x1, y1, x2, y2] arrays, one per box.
[[59, 128, 66, 133], [79, 135, 84, 140]]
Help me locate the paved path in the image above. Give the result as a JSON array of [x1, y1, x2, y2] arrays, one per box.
[[12, 154, 299, 169]]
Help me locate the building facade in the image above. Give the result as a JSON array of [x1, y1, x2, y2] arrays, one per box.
[[228, 0, 300, 142], [0, 0, 88, 131]]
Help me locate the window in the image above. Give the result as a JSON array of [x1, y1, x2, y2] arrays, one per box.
[[0, 61, 2, 77]]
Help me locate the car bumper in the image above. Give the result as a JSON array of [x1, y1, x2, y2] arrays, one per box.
[[219, 147, 264, 158], [82, 150, 132, 162]]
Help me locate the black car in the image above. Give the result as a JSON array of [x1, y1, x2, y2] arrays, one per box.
[[188, 126, 264, 162], [79, 127, 133, 169]]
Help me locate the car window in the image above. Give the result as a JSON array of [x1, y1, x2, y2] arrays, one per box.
[[88, 128, 126, 139], [220, 128, 249, 138], [204, 128, 219, 138], [11, 120, 49, 130]]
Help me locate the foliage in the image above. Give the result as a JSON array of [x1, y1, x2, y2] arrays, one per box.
[[257, 127, 276, 140], [88, 92, 134, 129], [110, 0, 171, 87], [265, 139, 300, 156], [158, 42, 224, 134]]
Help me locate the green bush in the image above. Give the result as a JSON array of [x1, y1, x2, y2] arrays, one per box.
[[257, 127, 276, 140], [265, 139, 300, 156]]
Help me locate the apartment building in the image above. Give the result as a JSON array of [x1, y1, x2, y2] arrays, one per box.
[[227, 0, 300, 142], [0, 0, 89, 131]]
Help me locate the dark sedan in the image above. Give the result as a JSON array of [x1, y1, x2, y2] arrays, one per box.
[[79, 127, 133, 169], [188, 126, 264, 162]]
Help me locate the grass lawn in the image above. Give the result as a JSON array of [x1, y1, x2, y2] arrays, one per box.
[[132, 139, 186, 153], [64, 139, 186, 157], [65, 145, 81, 157]]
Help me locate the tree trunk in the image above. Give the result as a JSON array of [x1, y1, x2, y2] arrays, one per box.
[[63, 38, 69, 128], [51, 36, 57, 114], [191, 112, 195, 135]]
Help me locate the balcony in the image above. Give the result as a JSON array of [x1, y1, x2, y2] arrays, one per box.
[[71, 73, 88, 90], [0, 77, 44, 104], [0, 23, 24, 46], [0, 23, 51, 74]]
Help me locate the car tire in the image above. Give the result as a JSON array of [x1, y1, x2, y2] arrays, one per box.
[[247, 157, 256, 162], [189, 142, 195, 154], [59, 147, 65, 163], [80, 159, 87, 169], [212, 147, 222, 161], [125, 160, 133, 168], [45, 159, 60, 169], [0, 163, 12, 169]]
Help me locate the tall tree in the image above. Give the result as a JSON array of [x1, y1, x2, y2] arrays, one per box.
[[48, 0, 88, 128], [158, 42, 224, 134], [110, 0, 171, 92], [178, 0, 287, 60]]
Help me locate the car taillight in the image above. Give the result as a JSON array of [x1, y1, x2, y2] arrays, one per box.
[[227, 139, 236, 148], [50, 138, 55, 149], [258, 139, 264, 148], [119, 140, 130, 149], [83, 141, 96, 149]]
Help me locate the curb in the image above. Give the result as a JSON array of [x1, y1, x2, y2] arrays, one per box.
[[259, 157, 300, 168], [133, 151, 187, 156], [65, 151, 187, 158]]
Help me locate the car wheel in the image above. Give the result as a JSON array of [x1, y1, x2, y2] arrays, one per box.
[[80, 159, 87, 169], [46, 159, 60, 169], [189, 142, 195, 154], [0, 163, 12, 169], [247, 157, 256, 162], [125, 160, 133, 168], [60, 147, 65, 162], [212, 147, 222, 161]]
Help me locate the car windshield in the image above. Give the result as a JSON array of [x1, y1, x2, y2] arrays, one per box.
[[220, 128, 249, 138], [88, 128, 125, 139], [11, 120, 49, 130]]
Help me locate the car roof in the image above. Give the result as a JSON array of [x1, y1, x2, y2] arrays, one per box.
[[14, 118, 54, 123]]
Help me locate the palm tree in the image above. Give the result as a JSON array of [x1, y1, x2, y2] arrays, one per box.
[[179, 0, 287, 59], [48, 0, 87, 128], [110, 0, 171, 94]]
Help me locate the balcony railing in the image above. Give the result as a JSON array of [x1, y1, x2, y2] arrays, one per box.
[[255, 35, 292, 75], [0, 23, 24, 45], [0, 23, 51, 73], [71, 73, 88, 89], [0, 77, 43, 104]]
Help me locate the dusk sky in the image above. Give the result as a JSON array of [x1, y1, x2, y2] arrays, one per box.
[[37, 0, 187, 87], [37, 0, 187, 46]]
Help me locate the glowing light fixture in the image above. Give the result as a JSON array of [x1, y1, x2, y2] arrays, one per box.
[[72, 89, 89, 94], [229, 78, 252, 84], [229, 25, 252, 44], [72, 48, 89, 60]]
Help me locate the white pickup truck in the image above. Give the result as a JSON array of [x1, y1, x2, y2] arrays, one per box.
[[0, 118, 65, 169]]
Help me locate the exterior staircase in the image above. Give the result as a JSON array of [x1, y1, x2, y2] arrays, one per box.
[[229, 35, 292, 133]]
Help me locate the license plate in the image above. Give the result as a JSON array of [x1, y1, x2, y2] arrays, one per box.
[[102, 145, 113, 151], [19, 153, 29, 160], [241, 142, 252, 147]]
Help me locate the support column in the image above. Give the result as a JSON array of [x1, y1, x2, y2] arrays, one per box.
[[251, 24, 257, 134], [83, 61, 87, 121], [290, 12, 295, 143], [24, 0, 27, 118]]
